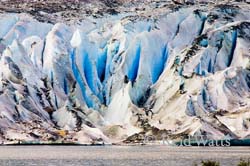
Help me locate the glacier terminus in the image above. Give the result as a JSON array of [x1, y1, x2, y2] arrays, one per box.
[[0, 0, 249, 144]]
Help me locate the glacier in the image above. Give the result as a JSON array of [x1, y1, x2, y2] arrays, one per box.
[[0, 0, 250, 144]]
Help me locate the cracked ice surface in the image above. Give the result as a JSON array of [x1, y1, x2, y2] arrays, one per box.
[[0, 1, 250, 144]]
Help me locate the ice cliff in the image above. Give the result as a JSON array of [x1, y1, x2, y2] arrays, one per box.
[[0, 0, 249, 144]]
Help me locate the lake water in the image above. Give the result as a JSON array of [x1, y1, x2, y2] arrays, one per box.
[[0, 146, 249, 166]]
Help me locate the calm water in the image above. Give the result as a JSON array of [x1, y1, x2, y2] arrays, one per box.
[[0, 146, 249, 166]]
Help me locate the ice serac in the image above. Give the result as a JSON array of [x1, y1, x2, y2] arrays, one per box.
[[0, 1, 250, 144]]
